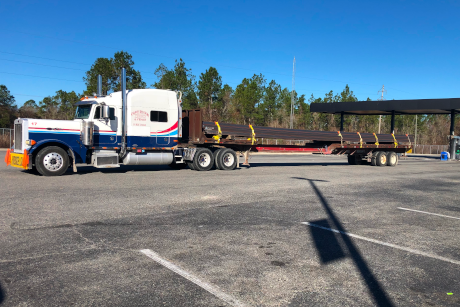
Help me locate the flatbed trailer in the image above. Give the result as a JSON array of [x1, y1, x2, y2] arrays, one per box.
[[180, 109, 413, 167]]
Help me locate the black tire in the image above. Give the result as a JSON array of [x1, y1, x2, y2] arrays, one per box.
[[347, 154, 356, 165], [214, 148, 225, 170], [186, 161, 195, 170], [35, 146, 70, 176], [354, 154, 363, 165], [192, 148, 214, 171], [371, 152, 378, 166], [386, 152, 398, 167], [376, 151, 387, 167], [215, 148, 237, 170], [25, 167, 39, 175]]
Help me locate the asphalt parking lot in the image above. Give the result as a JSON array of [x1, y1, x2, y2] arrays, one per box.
[[0, 151, 459, 307]]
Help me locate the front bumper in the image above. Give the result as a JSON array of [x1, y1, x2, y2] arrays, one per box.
[[5, 149, 30, 169]]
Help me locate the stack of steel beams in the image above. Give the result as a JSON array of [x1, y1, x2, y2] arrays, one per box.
[[202, 122, 413, 144]]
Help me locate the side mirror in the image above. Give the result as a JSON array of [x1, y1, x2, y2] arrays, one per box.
[[102, 105, 110, 119]]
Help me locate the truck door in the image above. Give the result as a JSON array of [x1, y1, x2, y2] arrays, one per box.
[[150, 110, 170, 146], [93, 106, 117, 145]]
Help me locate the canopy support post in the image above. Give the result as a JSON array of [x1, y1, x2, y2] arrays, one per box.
[[450, 109, 456, 160], [390, 110, 395, 134], [340, 111, 344, 132]]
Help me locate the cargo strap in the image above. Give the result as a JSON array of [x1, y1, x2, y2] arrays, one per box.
[[357, 132, 363, 148], [337, 131, 343, 146], [373, 133, 379, 146], [212, 121, 222, 143], [392, 133, 398, 148], [248, 124, 256, 145]]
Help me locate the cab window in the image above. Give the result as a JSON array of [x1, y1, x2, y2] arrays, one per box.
[[150, 111, 168, 122], [95, 106, 115, 120], [75, 105, 92, 119]]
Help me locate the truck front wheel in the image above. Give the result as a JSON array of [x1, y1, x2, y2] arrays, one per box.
[[35, 146, 70, 176], [193, 148, 214, 171]]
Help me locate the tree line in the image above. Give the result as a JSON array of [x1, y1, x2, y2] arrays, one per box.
[[1, 51, 458, 145]]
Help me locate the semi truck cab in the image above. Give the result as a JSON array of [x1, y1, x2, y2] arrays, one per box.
[[6, 88, 183, 176]]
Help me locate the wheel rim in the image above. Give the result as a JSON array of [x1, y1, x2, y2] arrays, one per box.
[[198, 152, 211, 167], [390, 154, 397, 165], [222, 153, 234, 167], [43, 152, 64, 171], [380, 154, 387, 164]]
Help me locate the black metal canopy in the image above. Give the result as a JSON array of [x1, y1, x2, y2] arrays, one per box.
[[310, 98, 460, 115]]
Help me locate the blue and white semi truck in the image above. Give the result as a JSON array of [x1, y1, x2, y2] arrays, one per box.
[[5, 69, 413, 176], [5, 69, 242, 176]]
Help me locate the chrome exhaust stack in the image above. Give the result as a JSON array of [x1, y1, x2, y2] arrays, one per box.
[[120, 68, 127, 157], [97, 75, 102, 96]]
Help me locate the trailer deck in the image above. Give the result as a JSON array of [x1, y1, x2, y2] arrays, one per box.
[[180, 110, 413, 167]]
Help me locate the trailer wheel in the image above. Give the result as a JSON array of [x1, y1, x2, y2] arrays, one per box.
[[215, 148, 237, 170], [376, 151, 387, 167], [193, 148, 214, 171], [35, 146, 69, 176], [213, 148, 223, 170], [371, 152, 378, 166], [386, 152, 398, 167]]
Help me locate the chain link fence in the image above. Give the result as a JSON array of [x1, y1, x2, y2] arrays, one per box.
[[413, 144, 448, 155], [0, 128, 13, 149]]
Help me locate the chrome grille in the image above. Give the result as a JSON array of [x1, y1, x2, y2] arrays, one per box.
[[14, 123, 22, 151]]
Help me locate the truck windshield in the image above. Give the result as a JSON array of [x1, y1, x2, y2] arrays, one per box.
[[75, 105, 92, 119]]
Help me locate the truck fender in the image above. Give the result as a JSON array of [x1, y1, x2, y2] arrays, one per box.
[[29, 139, 78, 172], [182, 147, 197, 161]]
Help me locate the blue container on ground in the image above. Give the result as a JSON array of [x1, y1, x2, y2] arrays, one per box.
[[440, 151, 449, 161]]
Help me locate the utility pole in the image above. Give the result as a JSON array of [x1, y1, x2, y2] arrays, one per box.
[[414, 115, 418, 154], [290, 57, 296, 129], [377, 85, 387, 134]]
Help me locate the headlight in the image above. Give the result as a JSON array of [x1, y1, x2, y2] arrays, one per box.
[[25, 140, 36, 146]]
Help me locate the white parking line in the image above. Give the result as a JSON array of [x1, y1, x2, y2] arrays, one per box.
[[397, 207, 460, 220], [140, 249, 248, 307], [301, 222, 460, 266]]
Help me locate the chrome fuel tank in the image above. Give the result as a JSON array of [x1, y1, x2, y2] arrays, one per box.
[[123, 152, 173, 165]]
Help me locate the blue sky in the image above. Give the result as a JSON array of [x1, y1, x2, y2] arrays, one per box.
[[1, 0, 459, 107]]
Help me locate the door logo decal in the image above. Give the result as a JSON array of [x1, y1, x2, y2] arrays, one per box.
[[131, 110, 148, 126]]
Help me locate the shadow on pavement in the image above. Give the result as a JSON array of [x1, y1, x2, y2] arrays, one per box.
[[308, 218, 346, 263], [0, 281, 5, 305], [407, 155, 441, 160], [22, 162, 351, 176], [245, 162, 349, 167], [292, 177, 394, 307], [23, 164, 184, 176]]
